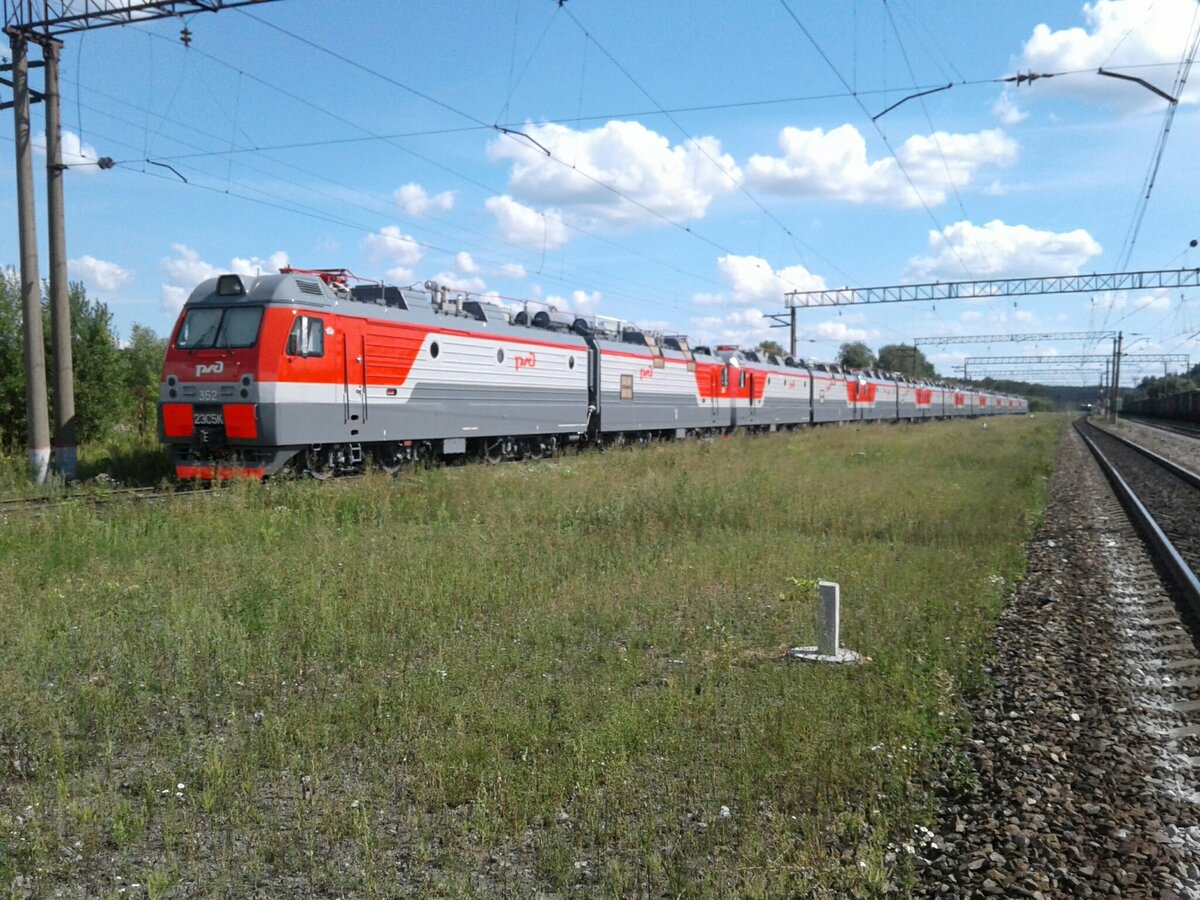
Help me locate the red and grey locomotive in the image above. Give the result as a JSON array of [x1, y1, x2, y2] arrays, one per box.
[[158, 268, 1027, 479]]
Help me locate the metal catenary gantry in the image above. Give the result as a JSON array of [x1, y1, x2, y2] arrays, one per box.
[[782, 269, 1200, 308]]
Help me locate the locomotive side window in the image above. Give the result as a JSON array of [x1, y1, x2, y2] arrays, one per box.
[[286, 316, 325, 358], [720, 369, 728, 388], [738, 371, 746, 389]]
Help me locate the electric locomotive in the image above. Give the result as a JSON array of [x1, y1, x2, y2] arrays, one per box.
[[158, 268, 1027, 479]]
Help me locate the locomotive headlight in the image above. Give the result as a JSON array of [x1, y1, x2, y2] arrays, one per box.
[[216, 274, 246, 297]]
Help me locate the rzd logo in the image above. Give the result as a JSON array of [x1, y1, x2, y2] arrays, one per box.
[[195, 360, 224, 377], [639, 367, 654, 379], [513, 352, 536, 372]]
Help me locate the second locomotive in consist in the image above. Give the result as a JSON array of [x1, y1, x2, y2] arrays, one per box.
[[158, 268, 1027, 479]]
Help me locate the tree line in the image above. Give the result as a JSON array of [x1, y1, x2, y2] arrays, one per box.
[[0, 268, 167, 450], [753, 339, 937, 377], [1129, 363, 1200, 401]]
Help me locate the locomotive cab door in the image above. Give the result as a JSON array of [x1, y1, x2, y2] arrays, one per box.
[[582, 334, 600, 436], [710, 368, 720, 426], [339, 331, 367, 430]]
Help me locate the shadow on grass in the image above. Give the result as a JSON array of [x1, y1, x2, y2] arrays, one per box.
[[0, 433, 173, 494], [78, 437, 173, 487]]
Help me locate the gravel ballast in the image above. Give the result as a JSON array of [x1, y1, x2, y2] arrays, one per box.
[[912, 421, 1200, 898]]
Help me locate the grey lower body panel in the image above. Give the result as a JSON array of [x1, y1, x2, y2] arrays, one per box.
[[813, 405, 853, 423], [269, 384, 591, 446], [737, 401, 809, 428], [598, 390, 727, 433]]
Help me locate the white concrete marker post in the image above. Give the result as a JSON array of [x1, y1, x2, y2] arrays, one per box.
[[817, 580, 839, 657], [788, 579, 864, 665]]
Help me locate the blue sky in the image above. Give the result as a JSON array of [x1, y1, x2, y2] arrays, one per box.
[[2, 0, 1198, 385]]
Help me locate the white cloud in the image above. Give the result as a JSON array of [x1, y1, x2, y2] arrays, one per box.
[[691, 309, 772, 346], [485, 195, 569, 250], [692, 254, 826, 308], [498, 262, 527, 280], [1017, 0, 1200, 109], [811, 320, 874, 342], [394, 183, 455, 216], [161, 284, 189, 313], [162, 244, 219, 287], [1091, 291, 1125, 313], [430, 272, 487, 293], [33, 129, 100, 174], [159, 245, 292, 312], [230, 251, 288, 277], [69, 255, 131, 292], [546, 289, 602, 316], [1094, 288, 1172, 315], [1134, 290, 1171, 312], [386, 266, 415, 285], [690, 307, 874, 348], [961, 310, 983, 322], [455, 252, 478, 274], [487, 120, 739, 235], [991, 91, 1028, 126], [745, 125, 1017, 207], [362, 226, 423, 267], [904, 219, 1102, 281]]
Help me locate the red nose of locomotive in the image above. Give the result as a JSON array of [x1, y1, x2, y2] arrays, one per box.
[[159, 274, 269, 479]]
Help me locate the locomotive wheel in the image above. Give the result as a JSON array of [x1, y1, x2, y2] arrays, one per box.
[[374, 443, 407, 475], [484, 440, 505, 464], [303, 446, 334, 480]]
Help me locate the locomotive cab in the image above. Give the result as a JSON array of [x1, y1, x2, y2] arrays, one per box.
[[159, 274, 298, 478]]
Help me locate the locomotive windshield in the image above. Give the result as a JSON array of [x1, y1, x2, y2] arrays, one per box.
[[175, 306, 264, 350]]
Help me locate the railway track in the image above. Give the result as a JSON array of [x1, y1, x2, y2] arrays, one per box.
[[1077, 417, 1200, 613], [1123, 415, 1200, 442], [0, 483, 213, 515], [916, 420, 1200, 896]]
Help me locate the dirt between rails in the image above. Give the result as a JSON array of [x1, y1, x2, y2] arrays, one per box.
[[908, 421, 1200, 899]]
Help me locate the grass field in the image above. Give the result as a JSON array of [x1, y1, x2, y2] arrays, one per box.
[[0, 416, 1060, 897]]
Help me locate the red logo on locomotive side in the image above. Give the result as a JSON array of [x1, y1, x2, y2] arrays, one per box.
[[513, 352, 537, 372]]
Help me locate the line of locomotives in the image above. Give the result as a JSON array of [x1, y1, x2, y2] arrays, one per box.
[[158, 269, 1029, 479]]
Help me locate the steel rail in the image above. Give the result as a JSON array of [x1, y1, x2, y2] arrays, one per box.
[[1075, 419, 1200, 614], [1122, 416, 1200, 442], [0, 483, 213, 515]]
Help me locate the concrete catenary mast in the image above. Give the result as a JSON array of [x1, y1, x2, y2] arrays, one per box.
[[2, 0, 281, 482]]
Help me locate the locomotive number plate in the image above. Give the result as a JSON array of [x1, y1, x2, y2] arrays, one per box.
[[193, 412, 224, 426]]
